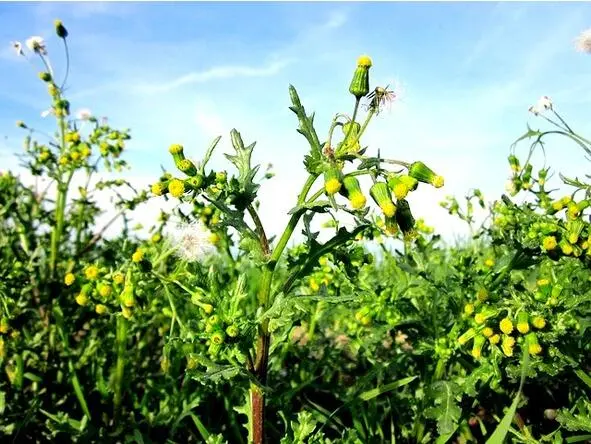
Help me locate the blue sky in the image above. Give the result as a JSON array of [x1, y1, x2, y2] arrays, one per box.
[[1, 2, 590, 240]]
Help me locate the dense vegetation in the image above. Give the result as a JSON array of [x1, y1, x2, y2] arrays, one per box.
[[1, 21, 590, 444]]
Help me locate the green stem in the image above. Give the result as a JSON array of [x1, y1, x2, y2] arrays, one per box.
[[344, 98, 361, 142], [250, 173, 318, 444], [113, 315, 127, 424]]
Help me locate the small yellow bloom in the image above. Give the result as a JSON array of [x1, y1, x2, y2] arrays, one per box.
[[499, 317, 514, 335], [537, 278, 550, 287], [75, 293, 89, 306], [489, 334, 501, 345], [0, 319, 9, 334], [357, 54, 372, 67], [95, 304, 108, 315], [484, 258, 495, 267], [464, 303, 475, 316], [168, 179, 185, 198], [349, 192, 367, 210], [432, 175, 445, 188], [529, 343, 542, 355], [202, 304, 214, 315], [517, 322, 530, 334], [151, 182, 165, 196], [474, 313, 487, 325], [113, 272, 125, 285], [151, 233, 162, 243], [132, 249, 144, 263], [85, 265, 99, 280], [380, 201, 396, 218], [122, 307, 133, 319], [160, 357, 171, 373], [532, 316, 546, 329], [209, 233, 220, 245], [542, 236, 557, 251], [64, 273, 75, 286], [324, 178, 341, 195], [98, 284, 112, 298], [482, 327, 494, 337], [309, 278, 320, 292]]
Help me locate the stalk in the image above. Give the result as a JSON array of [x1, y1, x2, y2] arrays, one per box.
[[250, 173, 318, 444], [113, 315, 127, 424]]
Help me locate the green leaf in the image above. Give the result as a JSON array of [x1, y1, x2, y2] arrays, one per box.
[[288, 85, 322, 173], [199, 135, 222, 173], [224, 129, 260, 209], [424, 381, 462, 436], [358, 376, 417, 401]]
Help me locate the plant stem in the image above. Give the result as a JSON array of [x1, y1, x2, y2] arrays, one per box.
[[250, 173, 318, 444], [113, 315, 127, 424]]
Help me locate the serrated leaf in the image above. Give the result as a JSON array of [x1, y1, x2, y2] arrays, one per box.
[[223, 129, 260, 207], [425, 381, 462, 435], [288, 200, 331, 215], [289, 85, 322, 172]]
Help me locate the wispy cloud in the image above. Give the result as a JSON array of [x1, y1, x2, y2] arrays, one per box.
[[133, 58, 295, 95]]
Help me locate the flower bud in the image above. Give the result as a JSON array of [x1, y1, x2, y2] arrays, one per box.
[[169, 144, 185, 164], [370, 182, 396, 217], [526, 333, 542, 355], [168, 179, 185, 198], [151, 181, 168, 196], [39, 72, 52, 82], [349, 55, 372, 99], [387, 174, 410, 200], [501, 335, 515, 357], [95, 304, 108, 315], [499, 317, 514, 335], [324, 166, 343, 196], [458, 328, 476, 346], [342, 175, 366, 209], [532, 316, 546, 329], [471, 335, 486, 359], [54, 20, 68, 39], [408, 161, 444, 188], [395, 199, 415, 235], [177, 158, 198, 177], [516, 311, 530, 334], [339, 121, 361, 154]]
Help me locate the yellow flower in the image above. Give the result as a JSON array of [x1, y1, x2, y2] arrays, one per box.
[[202, 304, 214, 315], [324, 178, 341, 195], [484, 258, 495, 267], [168, 179, 185, 198], [209, 233, 220, 245], [482, 327, 494, 337], [122, 307, 133, 319], [95, 304, 108, 315], [0, 319, 9, 334], [499, 317, 514, 335], [489, 334, 501, 345], [349, 192, 367, 210], [464, 303, 475, 316], [151, 233, 162, 243], [309, 278, 320, 292], [85, 265, 99, 280], [75, 293, 89, 306], [98, 284, 112, 298], [532, 316, 546, 329], [151, 182, 165, 196], [64, 273, 75, 286], [542, 236, 557, 251], [380, 201, 396, 218], [357, 54, 372, 67], [132, 249, 144, 263], [113, 272, 125, 285]]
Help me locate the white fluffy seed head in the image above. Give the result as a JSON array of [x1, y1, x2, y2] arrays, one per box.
[[173, 221, 217, 263]]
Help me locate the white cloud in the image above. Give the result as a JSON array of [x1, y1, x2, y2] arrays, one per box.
[[133, 58, 295, 95]]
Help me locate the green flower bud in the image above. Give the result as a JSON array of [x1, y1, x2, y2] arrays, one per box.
[[324, 166, 343, 196], [341, 175, 366, 209], [338, 121, 361, 154], [516, 311, 529, 334], [349, 55, 372, 99], [472, 335, 486, 359], [226, 324, 239, 338], [526, 332, 542, 355], [39, 72, 52, 82], [409, 161, 444, 188], [169, 144, 186, 164], [186, 174, 204, 190], [151, 181, 169, 196], [370, 182, 396, 217], [395, 199, 415, 235], [387, 174, 410, 200], [458, 327, 476, 346], [177, 158, 198, 177], [54, 20, 68, 39], [399, 175, 418, 192], [566, 219, 584, 244], [211, 330, 225, 345]]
